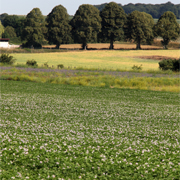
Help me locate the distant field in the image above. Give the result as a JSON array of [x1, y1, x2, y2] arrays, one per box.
[[154, 18, 180, 24], [12, 49, 179, 71], [43, 43, 163, 50]]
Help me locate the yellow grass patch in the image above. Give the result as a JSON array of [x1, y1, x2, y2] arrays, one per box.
[[12, 49, 179, 71]]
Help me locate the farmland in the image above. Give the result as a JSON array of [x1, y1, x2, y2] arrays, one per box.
[[9, 49, 180, 71], [1, 80, 180, 179]]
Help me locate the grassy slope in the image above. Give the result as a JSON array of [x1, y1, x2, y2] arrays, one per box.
[[11, 50, 179, 71], [1, 80, 180, 179]]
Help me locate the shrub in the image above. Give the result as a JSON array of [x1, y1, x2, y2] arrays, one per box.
[[159, 59, 180, 71], [0, 53, 16, 65], [132, 64, 142, 71], [26, 59, 38, 67], [57, 64, 64, 69], [44, 62, 48, 67]]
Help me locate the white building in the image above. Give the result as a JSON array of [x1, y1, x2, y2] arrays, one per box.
[[0, 38, 20, 48], [0, 38, 10, 48]]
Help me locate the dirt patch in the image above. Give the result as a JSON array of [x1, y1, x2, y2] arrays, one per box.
[[136, 56, 178, 60]]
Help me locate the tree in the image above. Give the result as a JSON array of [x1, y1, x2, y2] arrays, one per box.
[[70, 4, 101, 50], [125, 11, 154, 49], [153, 11, 179, 49], [2, 26, 17, 38], [100, 2, 126, 49], [3, 15, 19, 28], [0, 13, 8, 25], [15, 17, 26, 37], [46, 5, 72, 49], [0, 21, 4, 38], [21, 8, 46, 48]]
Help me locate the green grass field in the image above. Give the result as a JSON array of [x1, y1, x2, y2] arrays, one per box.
[[1, 80, 180, 179], [11, 50, 179, 71]]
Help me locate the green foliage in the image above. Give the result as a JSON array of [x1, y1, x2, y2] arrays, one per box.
[[57, 64, 64, 69], [2, 15, 19, 28], [0, 13, 8, 24], [95, 2, 180, 19], [46, 5, 72, 49], [132, 64, 143, 71], [159, 59, 180, 71], [70, 4, 101, 50], [0, 20, 4, 37], [125, 11, 154, 49], [100, 2, 126, 49], [2, 26, 17, 38], [153, 11, 179, 49], [0, 53, 16, 64], [15, 17, 26, 37], [26, 59, 38, 67], [21, 8, 47, 48]]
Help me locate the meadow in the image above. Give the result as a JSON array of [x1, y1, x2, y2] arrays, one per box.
[[10, 49, 180, 71], [1, 67, 180, 92], [1, 80, 180, 179]]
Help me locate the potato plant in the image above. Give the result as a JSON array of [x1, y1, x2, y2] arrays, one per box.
[[1, 81, 180, 179]]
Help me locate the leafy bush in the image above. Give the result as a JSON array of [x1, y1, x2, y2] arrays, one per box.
[[57, 64, 64, 69], [26, 59, 38, 67], [44, 62, 48, 67], [132, 64, 142, 71], [0, 53, 16, 65], [159, 59, 180, 71]]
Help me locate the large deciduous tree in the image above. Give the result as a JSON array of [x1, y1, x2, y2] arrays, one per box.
[[46, 5, 72, 49], [125, 11, 154, 49], [21, 8, 46, 48], [153, 11, 179, 49], [70, 4, 101, 50], [100, 2, 126, 49]]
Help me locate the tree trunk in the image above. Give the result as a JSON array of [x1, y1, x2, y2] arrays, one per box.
[[109, 40, 114, 49], [161, 39, 169, 49], [56, 43, 60, 49], [82, 42, 87, 50], [136, 40, 141, 50]]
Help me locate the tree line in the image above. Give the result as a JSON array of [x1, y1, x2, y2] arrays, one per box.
[[94, 2, 180, 19], [0, 2, 179, 50]]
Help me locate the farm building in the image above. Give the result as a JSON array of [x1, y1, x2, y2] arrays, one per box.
[[0, 38, 20, 48], [0, 38, 10, 48]]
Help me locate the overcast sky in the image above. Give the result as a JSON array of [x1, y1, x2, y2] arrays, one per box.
[[0, 0, 179, 16]]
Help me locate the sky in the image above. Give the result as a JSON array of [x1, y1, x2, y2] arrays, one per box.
[[0, 0, 179, 16]]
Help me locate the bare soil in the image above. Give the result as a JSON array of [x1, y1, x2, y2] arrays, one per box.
[[135, 56, 179, 60]]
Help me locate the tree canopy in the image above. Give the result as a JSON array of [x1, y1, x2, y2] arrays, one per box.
[[125, 11, 154, 49], [153, 11, 179, 49], [46, 5, 72, 49], [94, 2, 180, 19], [100, 2, 126, 49], [3, 15, 19, 28], [0, 13, 8, 25], [2, 26, 17, 38], [70, 4, 101, 50], [21, 8, 46, 48]]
